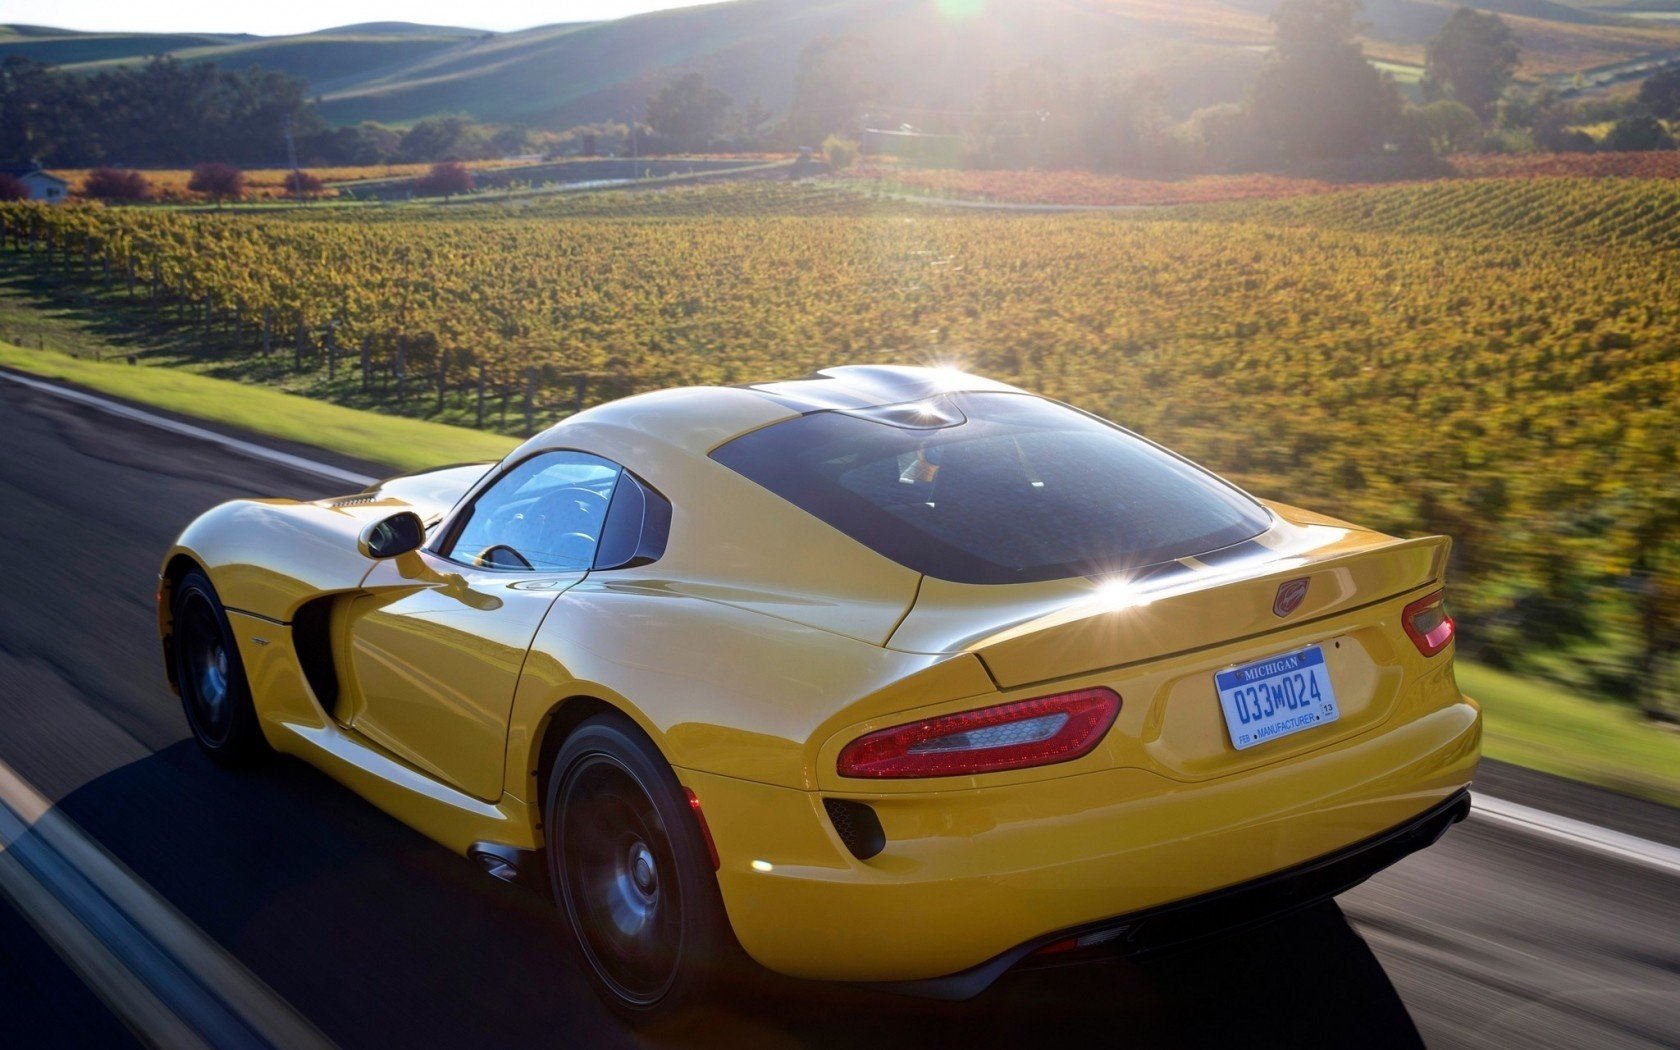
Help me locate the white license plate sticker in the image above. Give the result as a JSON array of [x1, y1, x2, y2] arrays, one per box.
[[1215, 645, 1340, 750]]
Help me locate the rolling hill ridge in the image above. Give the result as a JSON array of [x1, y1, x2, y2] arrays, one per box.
[[5, 0, 1677, 129]]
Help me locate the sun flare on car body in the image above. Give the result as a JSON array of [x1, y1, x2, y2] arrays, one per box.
[[156, 365, 1479, 1024]]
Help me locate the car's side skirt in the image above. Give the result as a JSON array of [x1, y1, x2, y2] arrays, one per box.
[[272, 721, 540, 857]]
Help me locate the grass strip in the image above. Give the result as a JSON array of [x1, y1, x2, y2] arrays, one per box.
[[1461, 661, 1680, 807], [0, 342, 516, 473]]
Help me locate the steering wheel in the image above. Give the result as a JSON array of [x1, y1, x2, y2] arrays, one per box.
[[476, 544, 533, 570], [475, 486, 610, 569]]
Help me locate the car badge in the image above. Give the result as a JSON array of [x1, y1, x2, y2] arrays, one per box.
[[1273, 578, 1310, 617]]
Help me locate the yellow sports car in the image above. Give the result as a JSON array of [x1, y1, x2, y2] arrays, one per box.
[[158, 366, 1479, 1024]]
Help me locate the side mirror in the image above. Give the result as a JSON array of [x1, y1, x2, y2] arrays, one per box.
[[358, 511, 425, 560]]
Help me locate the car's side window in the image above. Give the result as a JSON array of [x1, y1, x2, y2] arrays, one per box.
[[444, 451, 622, 571]]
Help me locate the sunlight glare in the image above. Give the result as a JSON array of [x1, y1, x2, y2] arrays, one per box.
[[936, 0, 987, 19]]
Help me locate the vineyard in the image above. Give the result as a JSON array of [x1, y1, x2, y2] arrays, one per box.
[[1, 177, 1676, 691], [1192, 176, 1680, 250], [848, 152, 1680, 207]]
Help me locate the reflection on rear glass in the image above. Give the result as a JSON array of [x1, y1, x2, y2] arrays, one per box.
[[712, 392, 1271, 584]]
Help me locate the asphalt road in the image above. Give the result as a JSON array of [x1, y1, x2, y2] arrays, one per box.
[[1, 375, 1676, 1049]]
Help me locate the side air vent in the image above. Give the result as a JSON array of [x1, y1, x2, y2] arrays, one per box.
[[823, 798, 886, 861], [291, 597, 339, 712]]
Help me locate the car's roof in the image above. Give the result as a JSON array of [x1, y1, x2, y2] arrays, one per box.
[[533, 365, 1027, 453]]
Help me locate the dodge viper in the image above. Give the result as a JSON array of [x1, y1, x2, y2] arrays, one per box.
[[158, 365, 1480, 1024]]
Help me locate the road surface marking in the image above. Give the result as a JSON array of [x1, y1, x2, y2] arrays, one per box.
[[1472, 794, 1680, 878], [0, 756, 332, 1041], [4, 364, 1678, 880], [0, 813, 209, 1049], [0, 367, 375, 488], [0, 758, 335, 1048]]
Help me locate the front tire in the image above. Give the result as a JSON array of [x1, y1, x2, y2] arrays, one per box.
[[171, 569, 267, 765], [545, 714, 737, 1028]]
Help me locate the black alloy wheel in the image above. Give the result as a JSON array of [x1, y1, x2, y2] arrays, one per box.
[[171, 569, 267, 764], [546, 714, 740, 1028]]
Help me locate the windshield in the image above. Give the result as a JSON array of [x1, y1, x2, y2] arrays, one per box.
[[711, 392, 1271, 584]]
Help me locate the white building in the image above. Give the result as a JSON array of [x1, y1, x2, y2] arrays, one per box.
[[2, 163, 69, 203]]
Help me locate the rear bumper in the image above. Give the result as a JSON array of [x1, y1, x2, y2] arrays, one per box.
[[680, 689, 1479, 985], [882, 788, 1472, 1000]]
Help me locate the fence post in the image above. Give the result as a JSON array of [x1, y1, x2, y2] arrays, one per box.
[[395, 338, 407, 406], [326, 319, 338, 381], [523, 368, 536, 436]]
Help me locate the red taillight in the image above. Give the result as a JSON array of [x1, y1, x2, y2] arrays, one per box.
[[1403, 589, 1454, 657], [836, 688, 1121, 779], [684, 788, 720, 870]]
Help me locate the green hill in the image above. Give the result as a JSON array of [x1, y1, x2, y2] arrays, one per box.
[[4, 0, 1677, 129], [316, 0, 1218, 128], [0, 26, 252, 66], [6, 23, 486, 93]]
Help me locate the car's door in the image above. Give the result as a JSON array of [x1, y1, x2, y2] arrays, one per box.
[[342, 450, 623, 801]]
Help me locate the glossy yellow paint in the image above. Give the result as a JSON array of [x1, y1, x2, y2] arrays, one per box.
[[685, 661, 1476, 980], [345, 552, 580, 801], [218, 609, 539, 854], [160, 371, 1482, 986]]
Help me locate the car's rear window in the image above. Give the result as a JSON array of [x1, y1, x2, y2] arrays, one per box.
[[711, 392, 1271, 584]]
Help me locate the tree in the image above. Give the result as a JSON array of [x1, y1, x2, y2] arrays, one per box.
[[1423, 9, 1519, 120], [0, 55, 320, 167], [1249, 0, 1403, 160], [187, 162, 244, 205], [282, 170, 325, 197], [645, 74, 733, 151], [80, 167, 153, 201], [1602, 114, 1676, 151], [302, 121, 400, 166], [1637, 67, 1680, 121], [487, 123, 533, 157], [0, 172, 26, 201], [414, 160, 473, 198], [1406, 99, 1484, 154], [398, 116, 484, 163], [785, 35, 875, 146]]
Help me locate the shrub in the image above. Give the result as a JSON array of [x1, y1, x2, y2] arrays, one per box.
[[80, 168, 153, 202], [281, 170, 326, 196], [823, 135, 860, 170], [413, 161, 474, 198], [187, 163, 245, 204], [1601, 115, 1676, 152], [1406, 100, 1484, 155], [0, 173, 27, 201], [1534, 116, 1596, 153]]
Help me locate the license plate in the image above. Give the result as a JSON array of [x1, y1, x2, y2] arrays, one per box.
[[1215, 645, 1340, 750]]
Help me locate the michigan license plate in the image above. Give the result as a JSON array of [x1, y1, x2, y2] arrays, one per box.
[[1215, 645, 1340, 750]]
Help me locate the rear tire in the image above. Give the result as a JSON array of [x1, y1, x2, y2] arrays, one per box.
[[171, 570, 268, 766], [545, 713, 738, 1029]]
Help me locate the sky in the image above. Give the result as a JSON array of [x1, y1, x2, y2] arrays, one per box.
[[0, 0, 719, 36]]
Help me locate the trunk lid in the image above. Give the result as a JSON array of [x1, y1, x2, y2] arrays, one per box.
[[885, 512, 1451, 780]]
